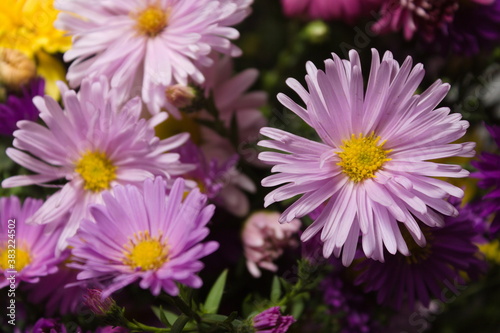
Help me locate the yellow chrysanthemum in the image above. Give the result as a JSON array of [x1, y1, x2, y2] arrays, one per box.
[[0, 0, 70, 57], [0, 0, 71, 98]]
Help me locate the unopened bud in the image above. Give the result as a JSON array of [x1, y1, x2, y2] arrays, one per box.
[[0, 48, 36, 90], [166, 84, 197, 109], [83, 289, 116, 316]]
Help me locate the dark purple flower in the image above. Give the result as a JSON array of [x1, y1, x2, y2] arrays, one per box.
[[373, 0, 500, 55], [0, 77, 43, 136], [438, 0, 500, 55], [354, 200, 486, 310], [253, 307, 296, 333], [32, 318, 67, 333], [319, 257, 380, 333], [472, 124, 500, 236]]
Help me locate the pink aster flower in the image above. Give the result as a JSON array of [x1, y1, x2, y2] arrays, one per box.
[[68, 177, 219, 297], [242, 211, 301, 278], [258, 49, 474, 266], [281, 0, 384, 23], [56, 0, 252, 115], [1, 76, 191, 250], [0, 197, 64, 288]]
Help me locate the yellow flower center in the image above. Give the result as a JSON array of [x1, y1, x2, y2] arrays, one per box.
[[401, 226, 433, 264], [337, 133, 392, 183], [134, 5, 170, 37], [75, 151, 116, 193], [0, 244, 32, 271], [123, 231, 169, 271]]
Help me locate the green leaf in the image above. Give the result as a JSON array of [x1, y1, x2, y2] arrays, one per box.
[[151, 306, 178, 327], [171, 314, 190, 333], [291, 298, 305, 318], [204, 269, 228, 314], [270, 276, 282, 303], [279, 277, 293, 293]]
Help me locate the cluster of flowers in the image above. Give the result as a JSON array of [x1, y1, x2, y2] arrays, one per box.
[[1, 0, 500, 332]]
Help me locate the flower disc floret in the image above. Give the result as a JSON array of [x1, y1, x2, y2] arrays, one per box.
[[134, 6, 170, 37], [123, 231, 169, 271], [337, 133, 391, 182], [0, 245, 31, 271], [75, 151, 116, 193]]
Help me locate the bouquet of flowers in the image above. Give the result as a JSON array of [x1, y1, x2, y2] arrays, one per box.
[[1, 0, 500, 332]]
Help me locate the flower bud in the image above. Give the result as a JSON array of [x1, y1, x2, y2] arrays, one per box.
[[0, 48, 36, 90], [83, 289, 116, 316]]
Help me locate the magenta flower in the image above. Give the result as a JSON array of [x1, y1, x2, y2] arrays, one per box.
[[259, 49, 474, 266], [68, 177, 219, 297], [281, 0, 384, 23], [0, 197, 64, 288], [372, 0, 499, 53], [31, 318, 68, 333], [242, 211, 301, 278], [0, 77, 44, 136], [253, 307, 296, 333], [354, 199, 486, 309], [56, 0, 252, 115], [2, 77, 191, 250]]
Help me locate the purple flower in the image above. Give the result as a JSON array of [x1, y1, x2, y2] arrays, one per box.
[[0, 77, 43, 136], [258, 49, 474, 266], [32, 318, 67, 333], [373, 0, 500, 54], [441, 0, 500, 55], [353, 200, 486, 310], [319, 259, 380, 333], [280, 0, 384, 23], [472, 124, 500, 236], [0, 196, 64, 288], [2, 76, 191, 250], [56, 0, 252, 115], [253, 307, 296, 333], [69, 177, 219, 297]]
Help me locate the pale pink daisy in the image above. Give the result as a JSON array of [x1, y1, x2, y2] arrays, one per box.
[[56, 0, 252, 115], [258, 49, 475, 266], [1, 76, 191, 250]]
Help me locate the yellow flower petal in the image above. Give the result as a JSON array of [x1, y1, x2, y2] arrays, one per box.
[[35, 51, 66, 100]]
